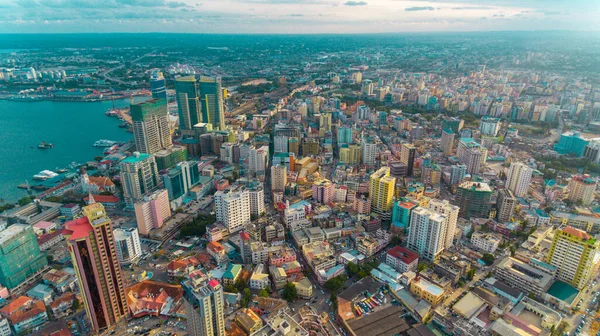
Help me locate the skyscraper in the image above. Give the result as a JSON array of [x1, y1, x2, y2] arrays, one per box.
[[496, 188, 516, 223], [440, 130, 455, 157], [248, 146, 268, 176], [456, 181, 493, 219], [199, 76, 226, 131], [400, 143, 416, 176], [119, 152, 160, 207], [505, 162, 533, 198], [369, 167, 396, 219], [428, 199, 459, 249], [457, 138, 487, 174], [449, 164, 467, 185], [406, 207, 447, 262], [183, 272, 225, 336], [63, 203, 128, 333], [547, 226, 600, 290], [150, 71, 167, 100], [271, 164, 287, 192], [131, 98, 172, 154], [0, 224, 47, 289], [479, 116, 501, 136], [175, 76, 201, 132], [391, 198, 418, 233]]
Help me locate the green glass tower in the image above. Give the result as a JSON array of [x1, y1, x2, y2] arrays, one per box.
[[175, 76, 202, 131], [0, 224, 47, 289], [199, 76, 225, 131]]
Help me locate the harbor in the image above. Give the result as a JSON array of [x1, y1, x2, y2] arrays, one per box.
[[0, 98, 143, 202]]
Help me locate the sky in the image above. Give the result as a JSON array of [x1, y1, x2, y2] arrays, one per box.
[[0, 0, 599, 34]]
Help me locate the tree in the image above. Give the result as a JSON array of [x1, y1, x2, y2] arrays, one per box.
[[466, 269, 476, 281], [17, 196, 33, 206], [282, 282, 298, 302], [390, 236, 402, 246], [346, 262, 359, 277], [71, 298, 82, 311], [481, 253, 495, 266], [241, 288, 252, 307], [258, 289, 269, 298], [324, 275, 346, 293], [417, 263, 427, 273]]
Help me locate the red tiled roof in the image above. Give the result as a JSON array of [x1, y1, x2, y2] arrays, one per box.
[[387, 246, 419, 264], [0, 296, 33, 316], [208, 279, 220, 289], [207, 241, 224, 253], [63, 217, 93, 241], [83, 194, 120, 203], [6, 300, 46, 325], [563, 226, 591, 240]]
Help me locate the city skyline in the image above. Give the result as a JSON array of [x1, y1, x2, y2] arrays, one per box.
[[0, 0, 597, 34]]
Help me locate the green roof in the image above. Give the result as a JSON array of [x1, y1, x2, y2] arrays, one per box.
[[223, 264, 242, 279], [121, 153, 152, 163]]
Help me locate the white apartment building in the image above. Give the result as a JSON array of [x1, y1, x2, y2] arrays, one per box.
[[214, 185, 251, 234], [406, 207, 447, 262], [114, 227, 142, 264], [505, 162, 533, 198], [428, 198, 459, 248], [470, 231, 501, 253]]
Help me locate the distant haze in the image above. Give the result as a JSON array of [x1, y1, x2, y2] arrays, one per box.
[[0, 0, 598, 33]]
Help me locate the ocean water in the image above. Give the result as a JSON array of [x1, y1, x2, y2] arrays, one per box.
[[0, 98, 143, 202]]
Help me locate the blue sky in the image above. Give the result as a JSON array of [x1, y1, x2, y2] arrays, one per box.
[[0, 0, 598, 33]]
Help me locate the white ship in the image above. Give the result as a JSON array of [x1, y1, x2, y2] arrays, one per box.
[[33, 170, 59, 181]]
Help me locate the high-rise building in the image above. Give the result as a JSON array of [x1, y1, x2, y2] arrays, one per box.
[[154, 145, 188, 170], [337, 126, 353, 145], [400, 143, 416, 176], [150, 71, 167, 100], [183, 273, 225, 336], [547, 226, 600, 290], [288, 137, 300, 156], [449, 164, 467, 185], [428, 199, 459, 248], [199, 77, 226, 131], [134, 189, 171, 236], [456, 181, 493, 219], [312, 180, 334, 204], [391, 199, 418, 233], [496, 188, 516, 223], [319, 113, 332, 133], [440, 130, 455, 157], [163, 161, 201, 200], [271, 165, 287, 192], [63, 203, 128, 333], [442, 117, 463, 134], [215, 185, 251, 234], [0, 224, 47, 289], [273, 135, 289, 153], [246, 182, 265, 217], [361, 135, 377, 165], [406, 207, 447, 262], [114, 227, 142, 264], [120, 152, 160, 207], [568, 175, 597, 206], [505, 162, 533, 197], [369, 167, 396, 219], [361, 79, 373, 96], [175, 76, 201, 132], [131, 98, 172, 155], [479, 116, 501, 136], [248, 146, 268, 176], [457, 138, 487, 174], [339, 144, 361, 164]]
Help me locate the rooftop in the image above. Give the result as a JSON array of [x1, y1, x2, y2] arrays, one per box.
[[346, 305, 410, 336], [0, 224, 29, 245], [387, 246, 418, 264], [546, 281, 579, 305]]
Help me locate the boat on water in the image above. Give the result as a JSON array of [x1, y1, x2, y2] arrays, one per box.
[[105, 109, 119, 117], [118, 122, 129, 128], [38, 141, 54, 149], [55, 167, 68, 173], [33, 170, 58, 181], [93, 139, 117, 147]]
